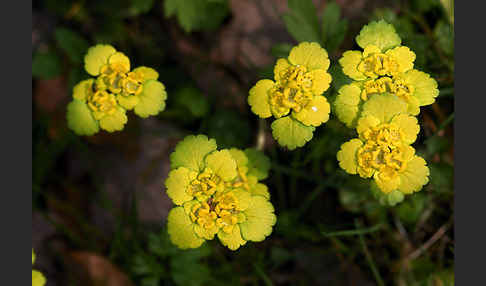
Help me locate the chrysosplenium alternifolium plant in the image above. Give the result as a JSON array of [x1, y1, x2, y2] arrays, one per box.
[[165, 135, 276, 250], [335, 20, 438, 205], [66, 44, 167, 136], [32, 249, 46, 286], [334, 20, 439, 128], [248, 42, 332, 150]]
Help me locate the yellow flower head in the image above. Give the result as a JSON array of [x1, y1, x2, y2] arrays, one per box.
[[165, 135, 276, 250], [32, 249, 46, 286], [335, 21, 438, 128], [337, 94, 429, 195], [67, 45, 168, 136], [248, 42, 332, 149]]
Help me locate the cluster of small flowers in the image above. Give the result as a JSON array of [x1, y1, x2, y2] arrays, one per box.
[[66, 45, 167, 136], [335, 20, 439, 205], [165, 135, 277, 250], [248, 42, 333, 150]]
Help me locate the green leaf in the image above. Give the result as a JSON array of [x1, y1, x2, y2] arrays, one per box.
[[32, 50, 62, 79], [425, 135, 450, 156], [271, 43, 292, 59], [271, 116, 315, 150], [206, 110, 251, 149], [321, 2, 340, 44], [428, 162, 454, 193], [55, 27, 89, 64], [282, 0, 320, 42], [170, 245, 211, 286], [164, 0, 229, 32], [434, 20, 454, 56], [173, 87, 210, 118], [396, 193, 427, 226], [320, 2, 348, 53], [130, 0, 155, 15]]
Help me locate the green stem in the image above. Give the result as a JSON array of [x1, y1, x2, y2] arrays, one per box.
[[356, 219, 385, 286], [322, 223, 383, 237]]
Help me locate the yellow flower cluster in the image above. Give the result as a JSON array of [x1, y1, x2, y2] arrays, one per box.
[[335, 20, 437, 205]]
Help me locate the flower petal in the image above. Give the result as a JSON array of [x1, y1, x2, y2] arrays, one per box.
[[309, 69, 332, 95], [386, 46, 415, 73], [248, 79, 274, 118], [273, 58, 291, 82], [333, 83, 362, 128], [204, 150, 238, 182], [288, 42, 330, 71], [108, 52, 130, 73], [217, 224, 247, 250], [292, 96, 330, 127], [167, 207, 205, 249], [170, 135, 217, 172], [244, 148, 271, 180], [132, 66, 159, 81], [251, 183, 270, 199], [337, 139, 363, 175], [271, 116, 315, 150], [194, 224, 219, 240], [232, 188, 252, 211], [398, 156, 430, 194], [355, 20, 401, 51], [84, 44, 116, 76], [240, 196, 276, 242], [72, 79, 94, 102], [228, 148, 248, 167], [116, 94, 140, 110], [401, 69, 439, 106], [361, 93, 407, 124], [32, 270, 46, 286], [374, 170, 401, 194], [133, 80, 167, 118], [66, 100, 100, 136], [165, 167, 197, 205], [356, 115, 381, 138], [391, 114, 420, 144], [339, 51, 366, 80], [99, 107, 128, 132]]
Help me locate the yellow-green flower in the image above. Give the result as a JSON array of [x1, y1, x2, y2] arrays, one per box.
[[248, 42, 332, 150], [32, 249, 46, 286], [67, 79, 127, 135], [84, 44, 167, 118], [165, 135, 276, 250], [335, 20, 438, 127], [67, 44, 168, 136], [337, 94, 429, 196]]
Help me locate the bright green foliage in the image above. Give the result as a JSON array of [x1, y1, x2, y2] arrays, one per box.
[[66, 44, 168, 135], [164, 0, 229, 32], [248, 42, 332, 150], [165, 135, 276, 250]]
